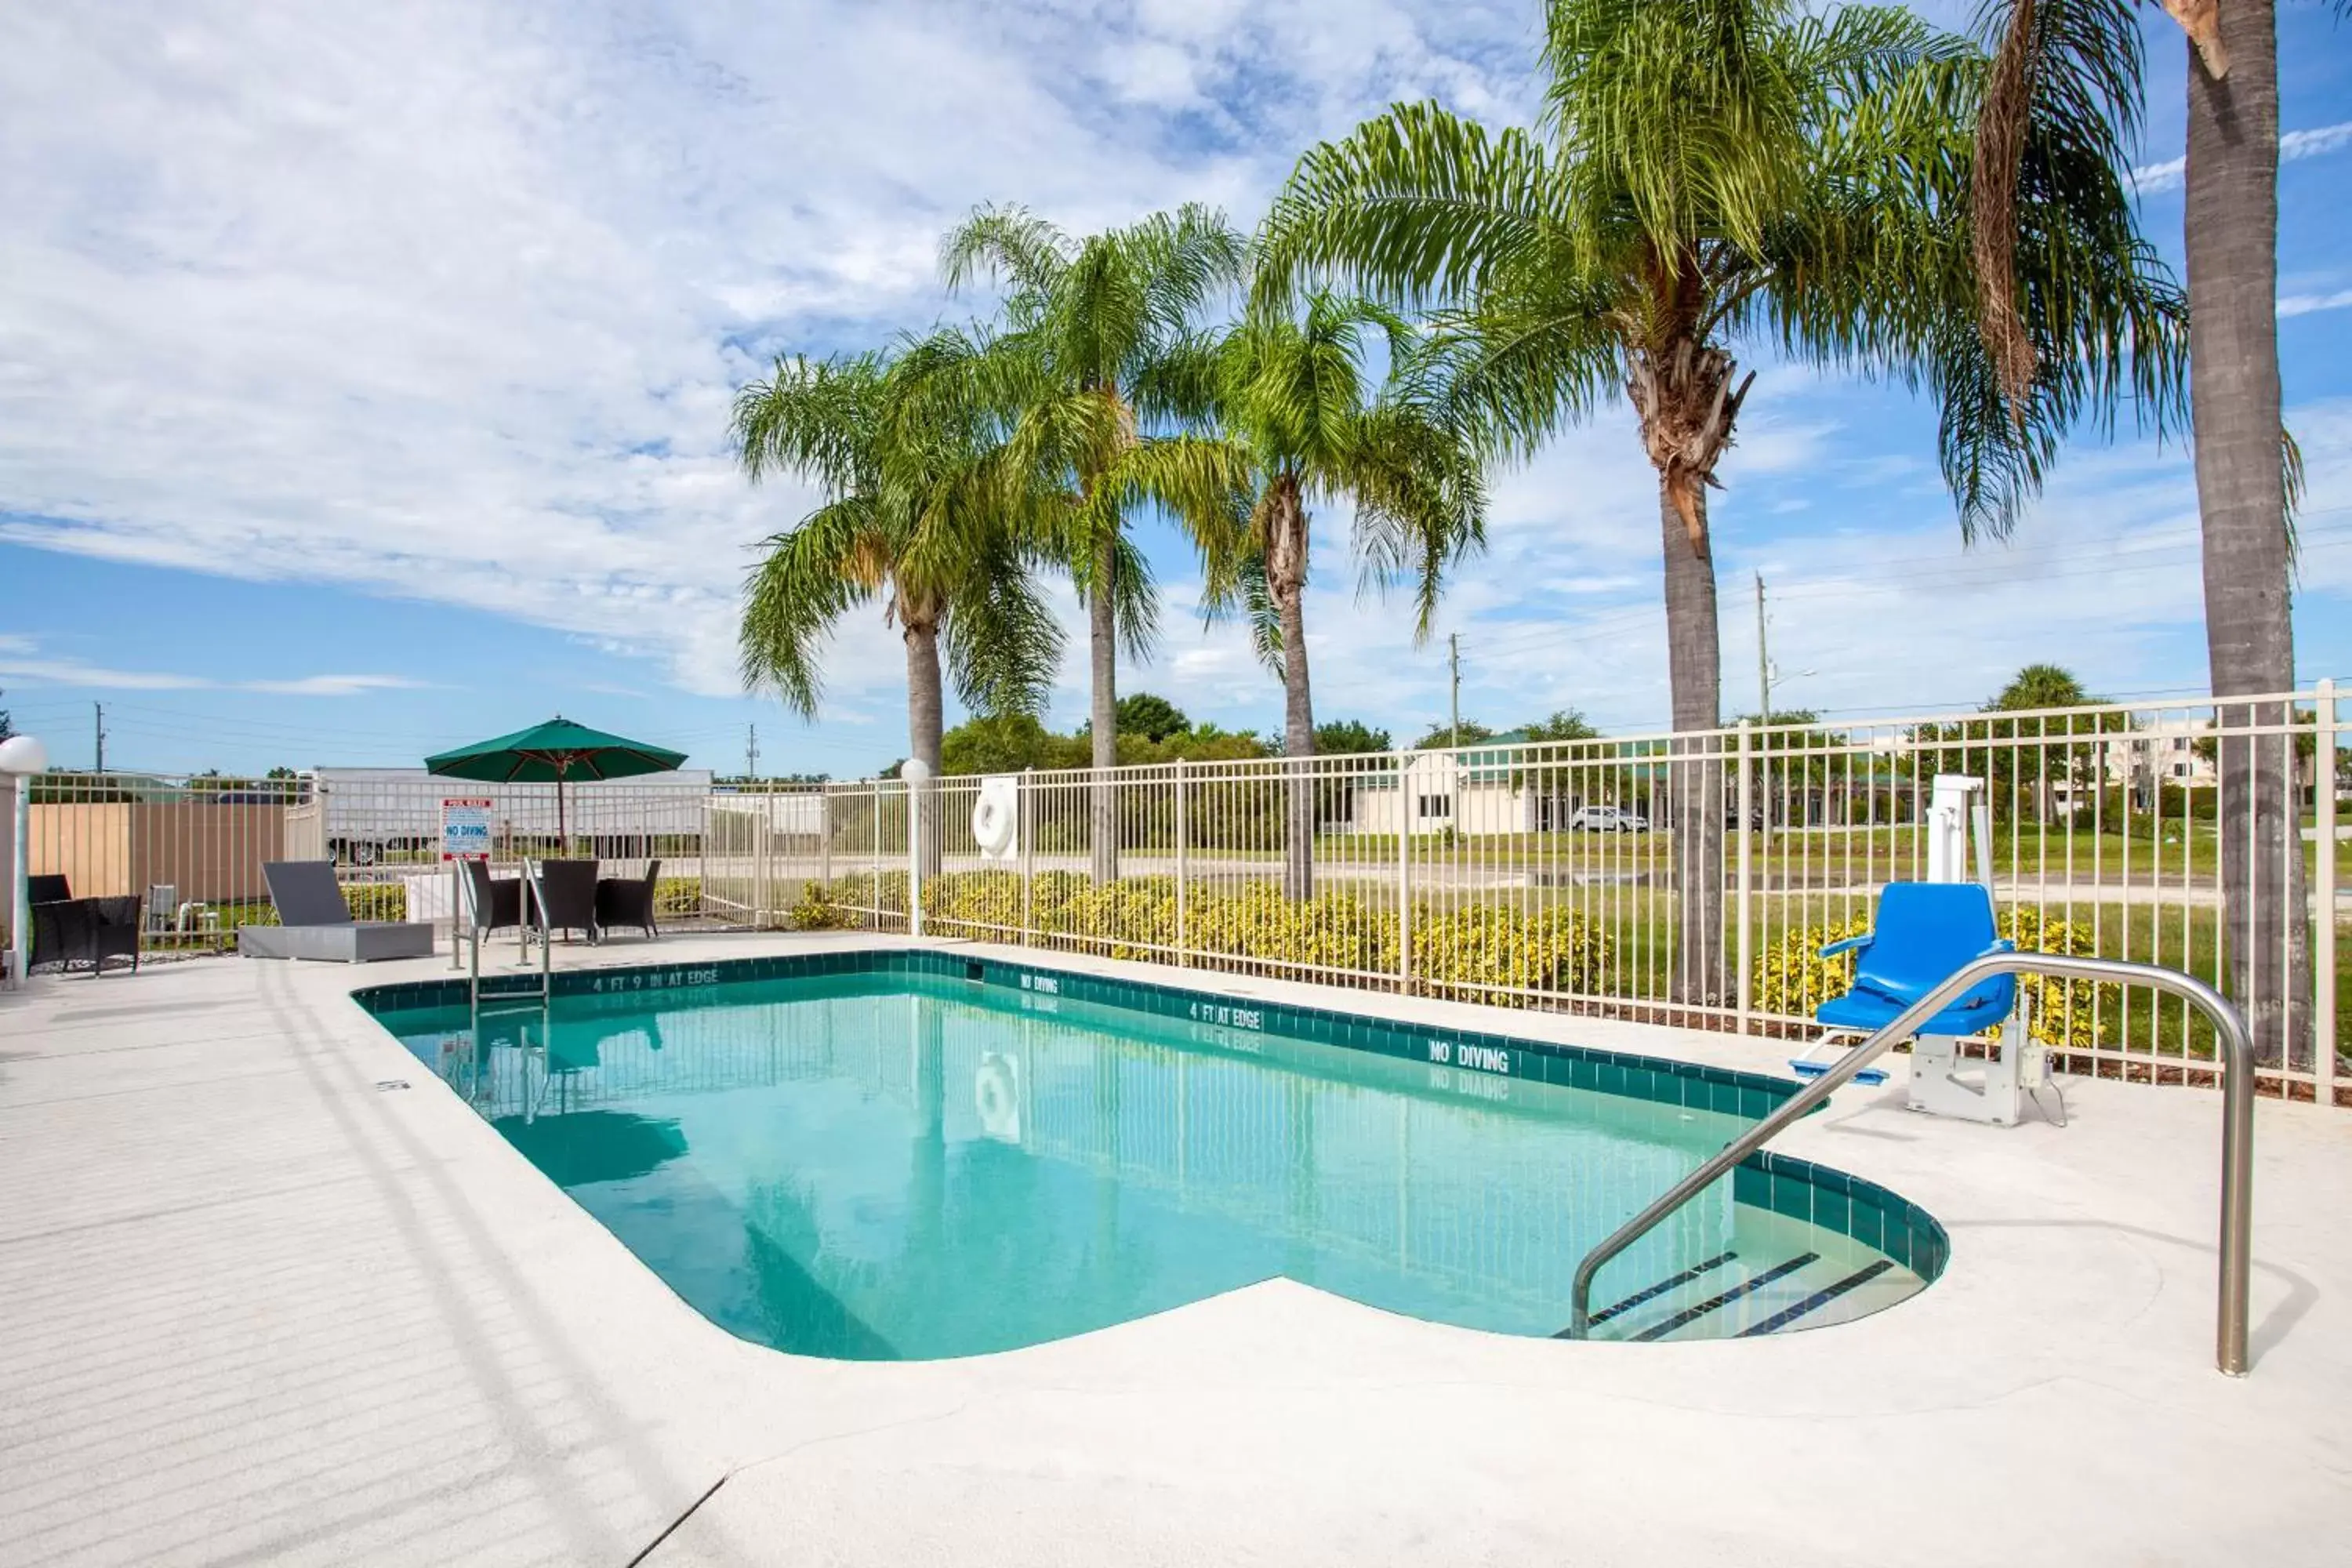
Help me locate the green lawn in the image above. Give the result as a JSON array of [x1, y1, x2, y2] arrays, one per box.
[[1312, 824, 2352, 887]]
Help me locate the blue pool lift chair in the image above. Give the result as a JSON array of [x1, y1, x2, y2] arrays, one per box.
[[1791, 882, 2020, 1107]]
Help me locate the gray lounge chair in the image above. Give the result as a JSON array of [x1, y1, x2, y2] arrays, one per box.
[[239, 860, 436, 963]]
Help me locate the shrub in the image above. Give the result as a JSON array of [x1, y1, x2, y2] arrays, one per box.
[[343, 883, 408, 923], [654, 877, 702, 917], [1751, 913, 1870, 1019], [808, 869, 1610, 1005], [789, 876, 874, 931], [1996, 907, 2115, 1052]]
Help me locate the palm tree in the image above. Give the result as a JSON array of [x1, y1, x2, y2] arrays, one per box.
[[1200, 291, 1486, 897], [942, 203, 1252, 884], [1258, 0, 2185, 1008], [731, 343, 1063, 801], [1967, 0, 2307, 1065]]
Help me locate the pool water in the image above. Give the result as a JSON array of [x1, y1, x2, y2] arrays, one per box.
[[372, 965, 1933, 1359]]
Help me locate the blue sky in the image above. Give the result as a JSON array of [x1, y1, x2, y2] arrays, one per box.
[[2, 0, 2350, 777]]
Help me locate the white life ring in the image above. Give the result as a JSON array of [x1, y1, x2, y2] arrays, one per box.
[[971, 777, 1018, 858], [975, 1052, 1020, 1142]]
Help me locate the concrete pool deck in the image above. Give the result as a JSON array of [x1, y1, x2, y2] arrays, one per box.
[[2, 931, 2346, 1566]]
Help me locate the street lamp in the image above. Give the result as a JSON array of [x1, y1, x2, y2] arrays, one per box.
[[2, 733, 51, 989], [1762, 660, 1817, 723]]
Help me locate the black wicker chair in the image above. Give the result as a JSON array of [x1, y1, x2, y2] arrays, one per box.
[[594, 859, 662, 941], [30, 895, 143, 976], [461, 858, 525, 937], [528, 859, 601, 944], [28, 874, 72, 905]]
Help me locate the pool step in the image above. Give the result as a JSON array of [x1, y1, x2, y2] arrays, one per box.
[[1560, 1250, 1740, 1337], [1628, 1252, 1819, 1341], [1737, 1258, 1897, 1336], [1581, 1247, 1920, 1342]]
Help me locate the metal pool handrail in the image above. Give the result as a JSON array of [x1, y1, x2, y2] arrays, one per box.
[[523, 859, 553, 1002], [1564, 953, 2256, 1376]]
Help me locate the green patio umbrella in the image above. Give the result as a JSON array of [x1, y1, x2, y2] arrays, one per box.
[[424, 716, 686, 853]]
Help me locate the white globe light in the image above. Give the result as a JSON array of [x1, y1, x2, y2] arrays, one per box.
[[901, 758, 934, 783], [0, 734, 49, 775]]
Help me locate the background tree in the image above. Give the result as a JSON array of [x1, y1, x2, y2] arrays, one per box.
[[942, 713, 1088, 775], [1114, 692, 1189, 743], [943, 203, 1253, 884], [1314, 719, 1392, 755], [732, 343, 1064, 869], [1510, 708, 1606, 813], [1969, 0, 2312, 1063], [1410, 719, 1496, 750], [1197, 289, 1485, 896], [1911, 663, 2129, 826], [1259, 0, 2186, 1008]]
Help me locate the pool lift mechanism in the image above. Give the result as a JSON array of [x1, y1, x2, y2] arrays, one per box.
[[1788, 774, 2059, 1127]]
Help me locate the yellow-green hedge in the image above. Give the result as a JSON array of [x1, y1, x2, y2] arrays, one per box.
[[799, 870, 1610, 1004]]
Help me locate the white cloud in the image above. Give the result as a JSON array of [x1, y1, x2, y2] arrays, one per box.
[[241, 674, 434, 696], [0, 634, 426, 697], [3, 4, 2346, 757], [2132, 117, 2352, 194], [0, 0, 1534, 713], [2280, 288, 2352, 319]]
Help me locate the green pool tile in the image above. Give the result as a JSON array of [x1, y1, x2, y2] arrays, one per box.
[[1770, 1170, 1812, 1221]]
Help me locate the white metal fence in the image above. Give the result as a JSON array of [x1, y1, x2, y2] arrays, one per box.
[[757, 684, 2347, 1108], [5, 684, 2342, 1106]]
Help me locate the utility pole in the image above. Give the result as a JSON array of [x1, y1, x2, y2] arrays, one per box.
[[1755, 572, 1770, 724], [93, 702, 106, 775], [1448, 632, 1461, 750], [745, 724, 760, 783]]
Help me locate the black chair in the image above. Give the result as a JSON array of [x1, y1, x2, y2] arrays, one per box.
[[594, 859, 662, 941], [462, 858, 525, 937], [28, 874, 71, 906], [529, 859, 600, 944], [30, 895, 143, 976]]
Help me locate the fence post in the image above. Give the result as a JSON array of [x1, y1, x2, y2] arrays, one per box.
[[904, 764, 928, 939], [2318, 678, 2337, 1107], [1736, 719, 1755, 1036], [753, 798, 771, 927], [1396, 753, 1413, 994], [818, 789, 832, 888], [1174, 758, 1189, 966], [1019, 770, 1034, 946]]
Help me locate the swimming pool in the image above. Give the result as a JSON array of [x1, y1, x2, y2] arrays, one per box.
[[359, 950, 1943, 1359]]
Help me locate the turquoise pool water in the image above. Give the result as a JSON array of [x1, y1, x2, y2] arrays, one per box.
[[366, 956, 1936, 1359]]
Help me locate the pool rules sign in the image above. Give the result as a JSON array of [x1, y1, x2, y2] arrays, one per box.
[[440, 797, 494, 862]]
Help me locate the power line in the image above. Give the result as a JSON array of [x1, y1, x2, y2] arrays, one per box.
[[1464, 531, 2352, 664]]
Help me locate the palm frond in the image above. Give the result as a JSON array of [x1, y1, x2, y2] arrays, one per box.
[[739, 499, 886, 717], [941, 204, 1073, 302]]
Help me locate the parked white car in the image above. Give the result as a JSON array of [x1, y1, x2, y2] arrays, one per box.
[[1566, 805, 1650, 833]]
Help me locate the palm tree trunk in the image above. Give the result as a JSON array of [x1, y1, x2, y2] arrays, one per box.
[[905, 616, 945, 880], [1628, 326, 1746, 1013], [2186, 0, 2308, 1069], [1089, 532, 1120, 886], [1659, 478, 1726, 1010], [1271, 479, 1316, 901]]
